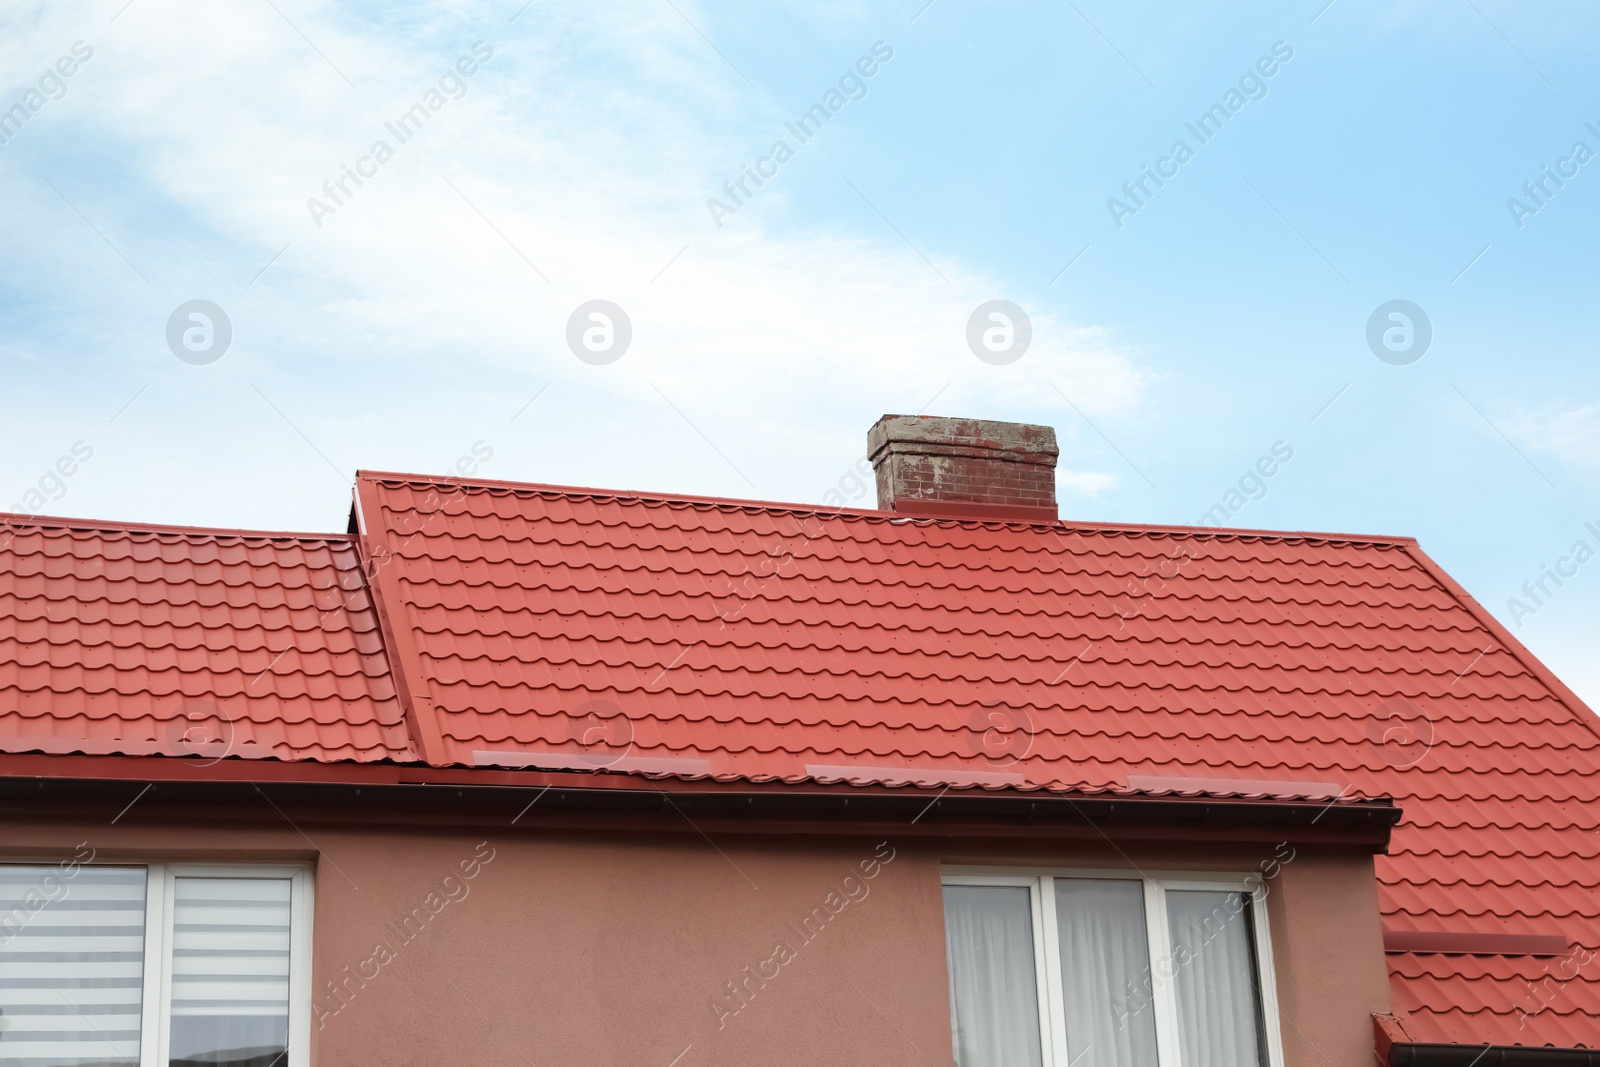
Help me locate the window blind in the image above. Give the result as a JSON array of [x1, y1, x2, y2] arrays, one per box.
[[167, 878, 290, 1067], [0, 865, 147, 1067]]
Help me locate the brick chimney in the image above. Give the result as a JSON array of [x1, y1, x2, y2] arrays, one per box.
[[867, 415, 1059, 521]]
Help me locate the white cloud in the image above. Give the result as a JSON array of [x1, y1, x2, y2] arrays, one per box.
[[0, 0, 1151, 526], [1510, 403, 1600, 476]]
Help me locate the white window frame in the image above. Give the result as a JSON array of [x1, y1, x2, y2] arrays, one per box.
[[942, 867, 1285, 1067], [1, 860, 314, 1067]]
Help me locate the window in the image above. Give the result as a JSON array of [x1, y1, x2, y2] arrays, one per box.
[[942, 870, 1283, 1067], [0, 863, 312, 1067]]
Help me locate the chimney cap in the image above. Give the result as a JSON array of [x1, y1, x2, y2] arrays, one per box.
[[867, 415, 1059, 461]]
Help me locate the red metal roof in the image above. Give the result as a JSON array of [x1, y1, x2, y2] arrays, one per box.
[[4, 474, 1599, 1048], [0, 513, 413, 764]]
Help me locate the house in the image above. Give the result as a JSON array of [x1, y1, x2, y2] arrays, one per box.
[[0, 413, 1595, 1067]]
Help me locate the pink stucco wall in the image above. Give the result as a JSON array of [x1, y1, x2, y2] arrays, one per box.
[[0, 814, 1390, 1066]]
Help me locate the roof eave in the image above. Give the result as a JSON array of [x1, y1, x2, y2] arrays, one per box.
[[0, 752, 1400, 847]]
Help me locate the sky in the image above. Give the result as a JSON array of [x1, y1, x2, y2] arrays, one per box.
[[1, 0, 1598, 706]]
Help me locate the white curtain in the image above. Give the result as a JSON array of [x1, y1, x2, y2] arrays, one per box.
[[0, 864, 147, 1067], [1165, 890, 1265, 1067], [168, 877, 291, 1067], [943, 886, 1043, 1067], [1054, 880, 1159, 1067]]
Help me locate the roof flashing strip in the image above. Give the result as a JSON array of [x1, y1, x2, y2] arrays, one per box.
[[1125, 774, 1347, 801], [473, 750, 715, 775], [1383, 930, 1570, 956], [802, 763, 1027, 788]]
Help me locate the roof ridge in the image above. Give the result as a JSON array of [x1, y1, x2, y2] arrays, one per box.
[[0, 510, 354, 544], [354, 470, 1419, 547]]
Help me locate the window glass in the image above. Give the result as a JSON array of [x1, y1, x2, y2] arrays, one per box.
[[0, 864, 147, 1067], [943, 885, 1043, 1067], [1165, 890, 1267, 1067], [1054, 879, 1159, 1067], [168, 877, 292, 1067]]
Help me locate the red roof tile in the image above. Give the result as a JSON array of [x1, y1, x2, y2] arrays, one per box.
[[352, 472, 1600, 1048], [0, 513, 413, 763]]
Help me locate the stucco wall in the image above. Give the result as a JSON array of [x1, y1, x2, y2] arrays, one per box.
[[0, 815, 1389, 1066], [1265, 846, 1394, 1067]]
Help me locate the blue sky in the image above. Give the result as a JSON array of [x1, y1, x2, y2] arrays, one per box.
[[2, 0, 1598, 704]]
